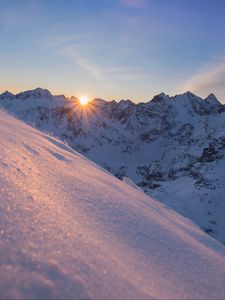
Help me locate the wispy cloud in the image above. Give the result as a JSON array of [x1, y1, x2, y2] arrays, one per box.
[[103, 65, 150, 80], [36, 32, 103, 81], [181, 55, 225, 100], [62, 45, 148, 82], [56, 42, 105, 81], [76, 57, 104, 81], [40, 34, 79, 48], [38, 32, 149, 84]]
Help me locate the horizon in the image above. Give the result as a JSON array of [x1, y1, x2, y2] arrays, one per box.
[[0, 86, 222, 104], [1, 0, 225, 102]]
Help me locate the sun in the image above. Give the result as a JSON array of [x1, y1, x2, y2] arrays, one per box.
[[79, 96, 89, 106]]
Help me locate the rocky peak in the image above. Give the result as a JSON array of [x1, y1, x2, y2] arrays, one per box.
[[183, 91, 198, 98], [15, 88, 52, 100], [150, 92, 168, 103], [205, 93, 220, 105], [0, 91, 14, 99]]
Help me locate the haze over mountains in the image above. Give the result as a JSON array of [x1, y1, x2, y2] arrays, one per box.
[[1, 88, 225, 244]]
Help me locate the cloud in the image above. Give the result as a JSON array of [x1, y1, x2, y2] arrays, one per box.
[[66, 49, 148, 82], [40, 34, 79, 48], [38, 32, 149, 84], [56, 42, 104, 81], [103, 65, 150, 80], [182, 56, 225, 100], [76, 57, 104, 81]]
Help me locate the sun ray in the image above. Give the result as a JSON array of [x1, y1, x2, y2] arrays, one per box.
[[79, 95, 89, 106]]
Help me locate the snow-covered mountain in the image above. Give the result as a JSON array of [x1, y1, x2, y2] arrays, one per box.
[[1, 88, 225, 245], [1, 109, 225, 299]]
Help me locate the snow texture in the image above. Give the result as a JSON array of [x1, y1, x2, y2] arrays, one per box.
[[1, 110, 225, 299]]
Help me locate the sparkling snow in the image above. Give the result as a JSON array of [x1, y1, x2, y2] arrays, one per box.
[[1, 110, 225, 299]]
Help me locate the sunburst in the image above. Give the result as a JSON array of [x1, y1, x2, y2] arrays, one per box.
[[79, 96, 89, 106]]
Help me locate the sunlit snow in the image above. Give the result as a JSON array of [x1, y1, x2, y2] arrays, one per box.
[[1, 110, 225, 299]]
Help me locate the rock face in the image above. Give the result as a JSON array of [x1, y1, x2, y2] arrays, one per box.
[[1, 88, 225, 244]]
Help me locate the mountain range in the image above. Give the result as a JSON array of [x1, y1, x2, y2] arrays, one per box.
[[1, 87, 225, 244]]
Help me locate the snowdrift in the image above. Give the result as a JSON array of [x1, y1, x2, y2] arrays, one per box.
[[1, 110, 225, 299]]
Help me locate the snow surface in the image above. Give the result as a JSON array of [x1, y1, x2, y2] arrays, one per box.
[[1, 110, 225, 299]]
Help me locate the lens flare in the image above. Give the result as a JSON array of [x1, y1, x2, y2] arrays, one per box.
[[79, 96, 89, 106]]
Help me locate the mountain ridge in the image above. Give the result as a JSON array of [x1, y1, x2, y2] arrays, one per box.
[[1, 87, 225, 244], [1, 87, 223, 106]]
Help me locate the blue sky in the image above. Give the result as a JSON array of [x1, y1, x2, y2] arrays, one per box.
[[1, 0, 225, 102]]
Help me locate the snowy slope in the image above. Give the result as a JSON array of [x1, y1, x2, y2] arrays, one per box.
[[0, 88, 225, 245], [1, 110, 225, 299]]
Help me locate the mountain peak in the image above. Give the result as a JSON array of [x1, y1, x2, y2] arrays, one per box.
[[118, 99, 134, 109], [205, 93, 220, 104], [16, 87, 52, 99], [0, 91, 14, 99], [182, 91, 200, 99], [151, 92, 168, 103], [33, 87, 52, 95]]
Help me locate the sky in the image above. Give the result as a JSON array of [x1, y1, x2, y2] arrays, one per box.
[[0, 0, 225, 103]]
